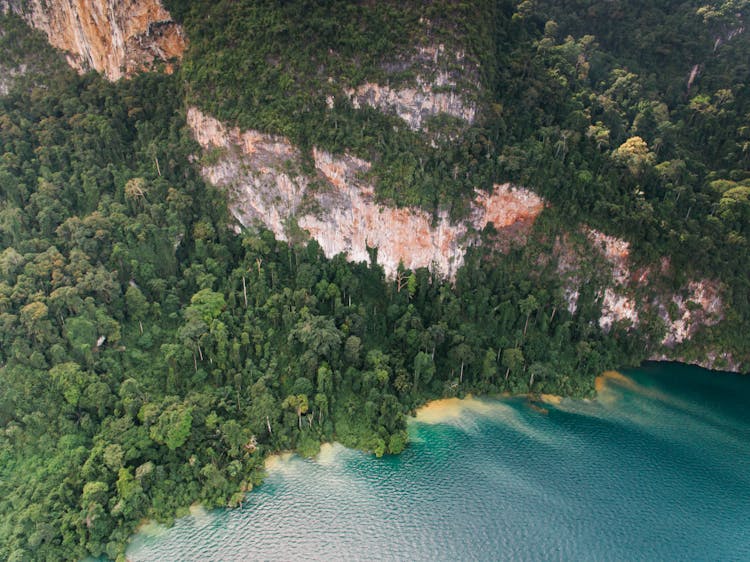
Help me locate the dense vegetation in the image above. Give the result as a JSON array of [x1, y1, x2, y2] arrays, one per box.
[[494, 0, 750, 361], [166, 0, 500, 211], [168, 0, 750, 349], [0, 0, 748, 559]]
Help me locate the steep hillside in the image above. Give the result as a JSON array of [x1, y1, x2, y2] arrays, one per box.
[[187, 106, 544, 278], [1, 0, 185, 78], [0, 2, 749, 560]]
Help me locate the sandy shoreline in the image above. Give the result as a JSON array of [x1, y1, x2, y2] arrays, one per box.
[[413, 395, 493, 424], [414, 391, 570, 424], [539, 393, 563, 405], [263, 451, 294, 471]]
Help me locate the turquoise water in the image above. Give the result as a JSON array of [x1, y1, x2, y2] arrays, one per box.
[[128, 363, 750, 561]]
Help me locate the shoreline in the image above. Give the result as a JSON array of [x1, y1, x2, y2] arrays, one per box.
[[126, 360, 738, 559], [127, 374, 621, 557], [413, 391, 565, 424]]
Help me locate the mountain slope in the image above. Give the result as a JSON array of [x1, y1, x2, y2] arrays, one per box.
[[0, 2, 748, 560]]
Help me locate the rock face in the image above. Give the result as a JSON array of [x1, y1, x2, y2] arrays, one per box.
[[592, 233, 723, 348], [346, 76, 476, 131], [345, 45, 478, 130], [188, 105, 728, 367], [555, 227, 728, 368], [587, 229, 640, 332], [1, 0, 185, 79], [0, 64, 25, 95], [187, 107, 544, 278], [551, 223, 730, 369]]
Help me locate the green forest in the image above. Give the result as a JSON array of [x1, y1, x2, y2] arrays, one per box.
[[0, 1, 748, 559]]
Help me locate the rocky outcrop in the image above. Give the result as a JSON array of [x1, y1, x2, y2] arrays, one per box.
[[556, 227, 726, 366], [1, 0, 185, 79], [346, 77, 476, 131], [187, 107, 544, 278], [586, 230, 640, 332], [578, 229, 723, 344], [345, 44, 478, 130], [189, 105, 736, 370], [657, 280, 723, 347], [0, 63, 25, 95]]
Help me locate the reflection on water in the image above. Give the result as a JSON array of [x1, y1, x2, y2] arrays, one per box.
[[128, 363, 750, 561]]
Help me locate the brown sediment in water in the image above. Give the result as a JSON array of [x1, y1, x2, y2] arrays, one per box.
[[132, 517, 164, 536], [595, 370, 637, 393], [416, 392, 565, 424], [597, 370, 696, 411], [414, 397, 473, 423], [188, 504, 209, 519], [414, 395, 507, 424], [264, 444, 343, 471], [528, 402, 549, 415], [415, 395, 560, 444], [315, 442, 343, 466], [129, 518, 169, 547]]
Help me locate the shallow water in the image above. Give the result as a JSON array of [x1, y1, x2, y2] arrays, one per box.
[[128, 363, 750, 561]]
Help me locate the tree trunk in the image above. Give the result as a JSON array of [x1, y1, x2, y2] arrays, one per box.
[[460, 361, 464, 384], [266, 415, 272, 435], [505, 366, 510, 381], [242, 276, 248, 308]]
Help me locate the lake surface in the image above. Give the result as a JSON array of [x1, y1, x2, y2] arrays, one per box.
[[127, 363, 750, 561]]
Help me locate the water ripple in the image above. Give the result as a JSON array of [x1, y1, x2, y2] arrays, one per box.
[[128, 364, 750, 562]]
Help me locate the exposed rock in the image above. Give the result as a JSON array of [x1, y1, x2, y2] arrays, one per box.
[[599, 288, 639, 332], [657, 280, 723, 347], [586, 229, 631, 285], [687, 63, 701, 92], [585, 229, 641, 331], [0, 63, 25, 95], [713, 23, 745, 51], [345, 77, 476, 131], [345, 44, 478, 130], [1, 0, 185, 79], [188, 106, 736, 370], [649, 351, 743, 374], [589, 234, 723, 346], [554, 227, 725, 360], [187, 107, 544, 278]]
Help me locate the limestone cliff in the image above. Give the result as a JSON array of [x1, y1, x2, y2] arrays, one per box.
[[5, 3, 734, 369], [1, 0, 185, 79], [556, 228, 731, 370], [345, 44, 478, 131], [187, 105, 733, 370], [187, 107, 543, 278], [587, 231, 723, 349]]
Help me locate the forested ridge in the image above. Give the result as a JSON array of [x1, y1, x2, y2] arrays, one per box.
[[0, 1, 748, 559]]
